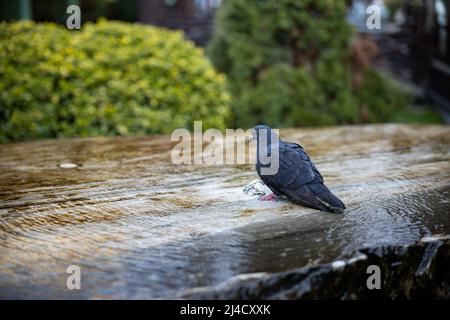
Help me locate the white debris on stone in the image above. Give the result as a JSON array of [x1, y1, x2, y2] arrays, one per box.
[[331, 260, 346, 270], [348, 254, 368, 264], [421, 234, 450, 242], [243, 179, 272, 196], [58, 163, 78, 169]]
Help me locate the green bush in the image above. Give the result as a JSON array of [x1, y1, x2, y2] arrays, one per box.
[[0, 20, 230, 142], [208, 0, 411, 128]]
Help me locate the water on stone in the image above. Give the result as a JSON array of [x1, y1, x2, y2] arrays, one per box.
[[0, 124, 449, 298]]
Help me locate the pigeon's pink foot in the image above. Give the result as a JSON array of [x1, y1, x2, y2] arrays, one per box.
[[259, 193, 276, 201]]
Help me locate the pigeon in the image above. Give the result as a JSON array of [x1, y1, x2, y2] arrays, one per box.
[[251, 125, 345, 213]]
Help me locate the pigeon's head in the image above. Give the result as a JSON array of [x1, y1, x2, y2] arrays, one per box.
[[250, 125, 279, 145]]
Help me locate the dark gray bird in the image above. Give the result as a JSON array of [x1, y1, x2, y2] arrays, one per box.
[[251, 125, 345, 213]]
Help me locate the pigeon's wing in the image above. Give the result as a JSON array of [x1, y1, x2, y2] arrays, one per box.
[[305, 182, 345, 212], [279, 183, 332, 212], [261, 142, 316, 191], [266, 141, 345, 213], [283, 142, 323, 183]]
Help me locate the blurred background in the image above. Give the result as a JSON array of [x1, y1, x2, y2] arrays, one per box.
[[0, 0, 449, 143]]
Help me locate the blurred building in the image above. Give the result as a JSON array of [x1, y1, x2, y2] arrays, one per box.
[[348, 0, 450, 117], [0, 0, 220, 46], [415, 0, 450, 115], [136, 0, 220, 45], [391, 0, 449, 115]]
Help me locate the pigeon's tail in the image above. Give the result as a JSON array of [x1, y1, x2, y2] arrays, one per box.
[[306, 182, 345, 213]]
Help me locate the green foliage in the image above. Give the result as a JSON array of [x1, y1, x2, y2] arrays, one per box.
[[208, 0, 411, 128], [389, 105, 444, 124], [356, 69, 411, 122], [0, 20, 230, 142]]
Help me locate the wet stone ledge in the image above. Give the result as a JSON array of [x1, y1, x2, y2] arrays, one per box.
[[0, 124, 449, 299], [177, 235, 450, 299]]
